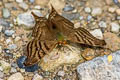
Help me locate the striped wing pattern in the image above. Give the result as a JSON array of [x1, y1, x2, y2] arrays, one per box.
[[23, 6, 106, 67], [69, 27, 106, 46], [24, 39, 57, 66]]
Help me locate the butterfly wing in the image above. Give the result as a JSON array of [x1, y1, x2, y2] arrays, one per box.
[[24, 39, 57, 66], [68, 27, 106, 47], [31, 12, 56, 41], [48, 5, 74, 37]]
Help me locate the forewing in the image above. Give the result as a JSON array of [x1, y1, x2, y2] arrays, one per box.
[[31, 12, 55, 41], [68, 27, 106, 47], [48, 5, 74, 36], [24, 39, 57, 66]]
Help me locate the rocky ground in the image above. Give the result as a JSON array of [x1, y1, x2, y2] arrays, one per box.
[[0, 0, 120, 80]]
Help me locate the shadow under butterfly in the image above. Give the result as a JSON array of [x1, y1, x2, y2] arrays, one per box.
[[17, 5, 106, 72]]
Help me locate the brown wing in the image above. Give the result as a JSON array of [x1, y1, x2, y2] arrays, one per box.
[[48, 5, 74, 37], [24, 39, 57, 66], [31, 12, 56, 41], [68, 27, 106, 47]]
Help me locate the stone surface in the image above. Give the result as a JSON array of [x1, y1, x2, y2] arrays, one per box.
[[19, 2, 29, 10], [8, 44, 17, 50], [0, 61, 11, 73], [63, 5, 74, 12], [116, 9, 120, 15], [108, 7, 116, 13], [17, 11, 42, 28], [98, 21, 107, 28], [2, 8, 11, 18], [84, 7, 91, 13], [16, 0, 23, 3], [62, 13, 80, 20], [91, 8, 102, 16], [4, 30, 15, 37], [90, 29, 103, 39], [104, 32, 120, 51], [111, 22, 120, 33], [77, 50, 120, 80], [39, 44, 82, 71], [32, 74, 43, 80], [8, 72, 24, 80], [57, 70, 65, 77]]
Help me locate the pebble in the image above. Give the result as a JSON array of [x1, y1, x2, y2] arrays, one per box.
[[0, 46, 2, 53], [91, 8, 102, 16], [6, 38, 12, 44], [57, 70, 65, 77], [63, 5, 74, 12], [74, 22, 80, 28], [90, 29, 103, 39], [62, 13, 80, 20], [87, 15, 92, 21], [116, 16, 120, 20], [4, 30, 15, 37], [8, 44, 17, 50], [34, 6, 41, 9], [8, 72, 24, 80], [17, 12, 36, 27], [19, 2, 29, 10], [0, 26, 2, 32], [0, 18, 10, 27], [29, 0, 35, 3], [10, 67, 17, 73], [35, 0, 48, 5], [0, 71, 4, 78], [0, 67, 3, 72], [79, 16, 84, 20], [17, 56, 39, 72], [32, 74, 43, 80], [0, 60, 11, 73], [16, 0, 23, 3], [2, 8, 11, 18], [15, 36, 21, 42], [98, 21, 107, 28], [77, 51, 120, 80], [108, 7, 116, 13], [84, 7, 91, 13], [116, 9, 120, 15], [111, 22, 120, 33]]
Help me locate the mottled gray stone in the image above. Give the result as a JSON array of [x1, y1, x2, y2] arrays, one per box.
[[77, 50, 120, 80], [2, 8, 11, 18], [62, 12, 80, 20]]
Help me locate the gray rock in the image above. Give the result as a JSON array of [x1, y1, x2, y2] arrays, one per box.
[[62, 12, 80, 20], [98, 21, 107, 28], [111, 22, 120, 33], [16, 0, 23, 3], [8, 44, 17, 50], [10, 67, 17, 73], [77, 50, 120, 80], [8, 72, 24, 80], [0, 71, 4, 78], [32, 74, 43, 80], [91, 8, 102, 16], [2, 8, 11, 18], [116, 16, 120, 20], [79, 16, 84, 20], [57, 70, 65, 77], [19, 2, 29, 10], [17, 11, 42, 28], [4, 30, 15, 37], [84, 7, 91, 13], [0, 18, 10, 27], [87, 15, 92, 21], [63, 5, 74, 12], [29, 0, 35, 3], [90, 29, 103, 39]]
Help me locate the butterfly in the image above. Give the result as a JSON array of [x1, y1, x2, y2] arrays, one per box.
[[23, 5, 106, 66], [48, 5, 106, 47]]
